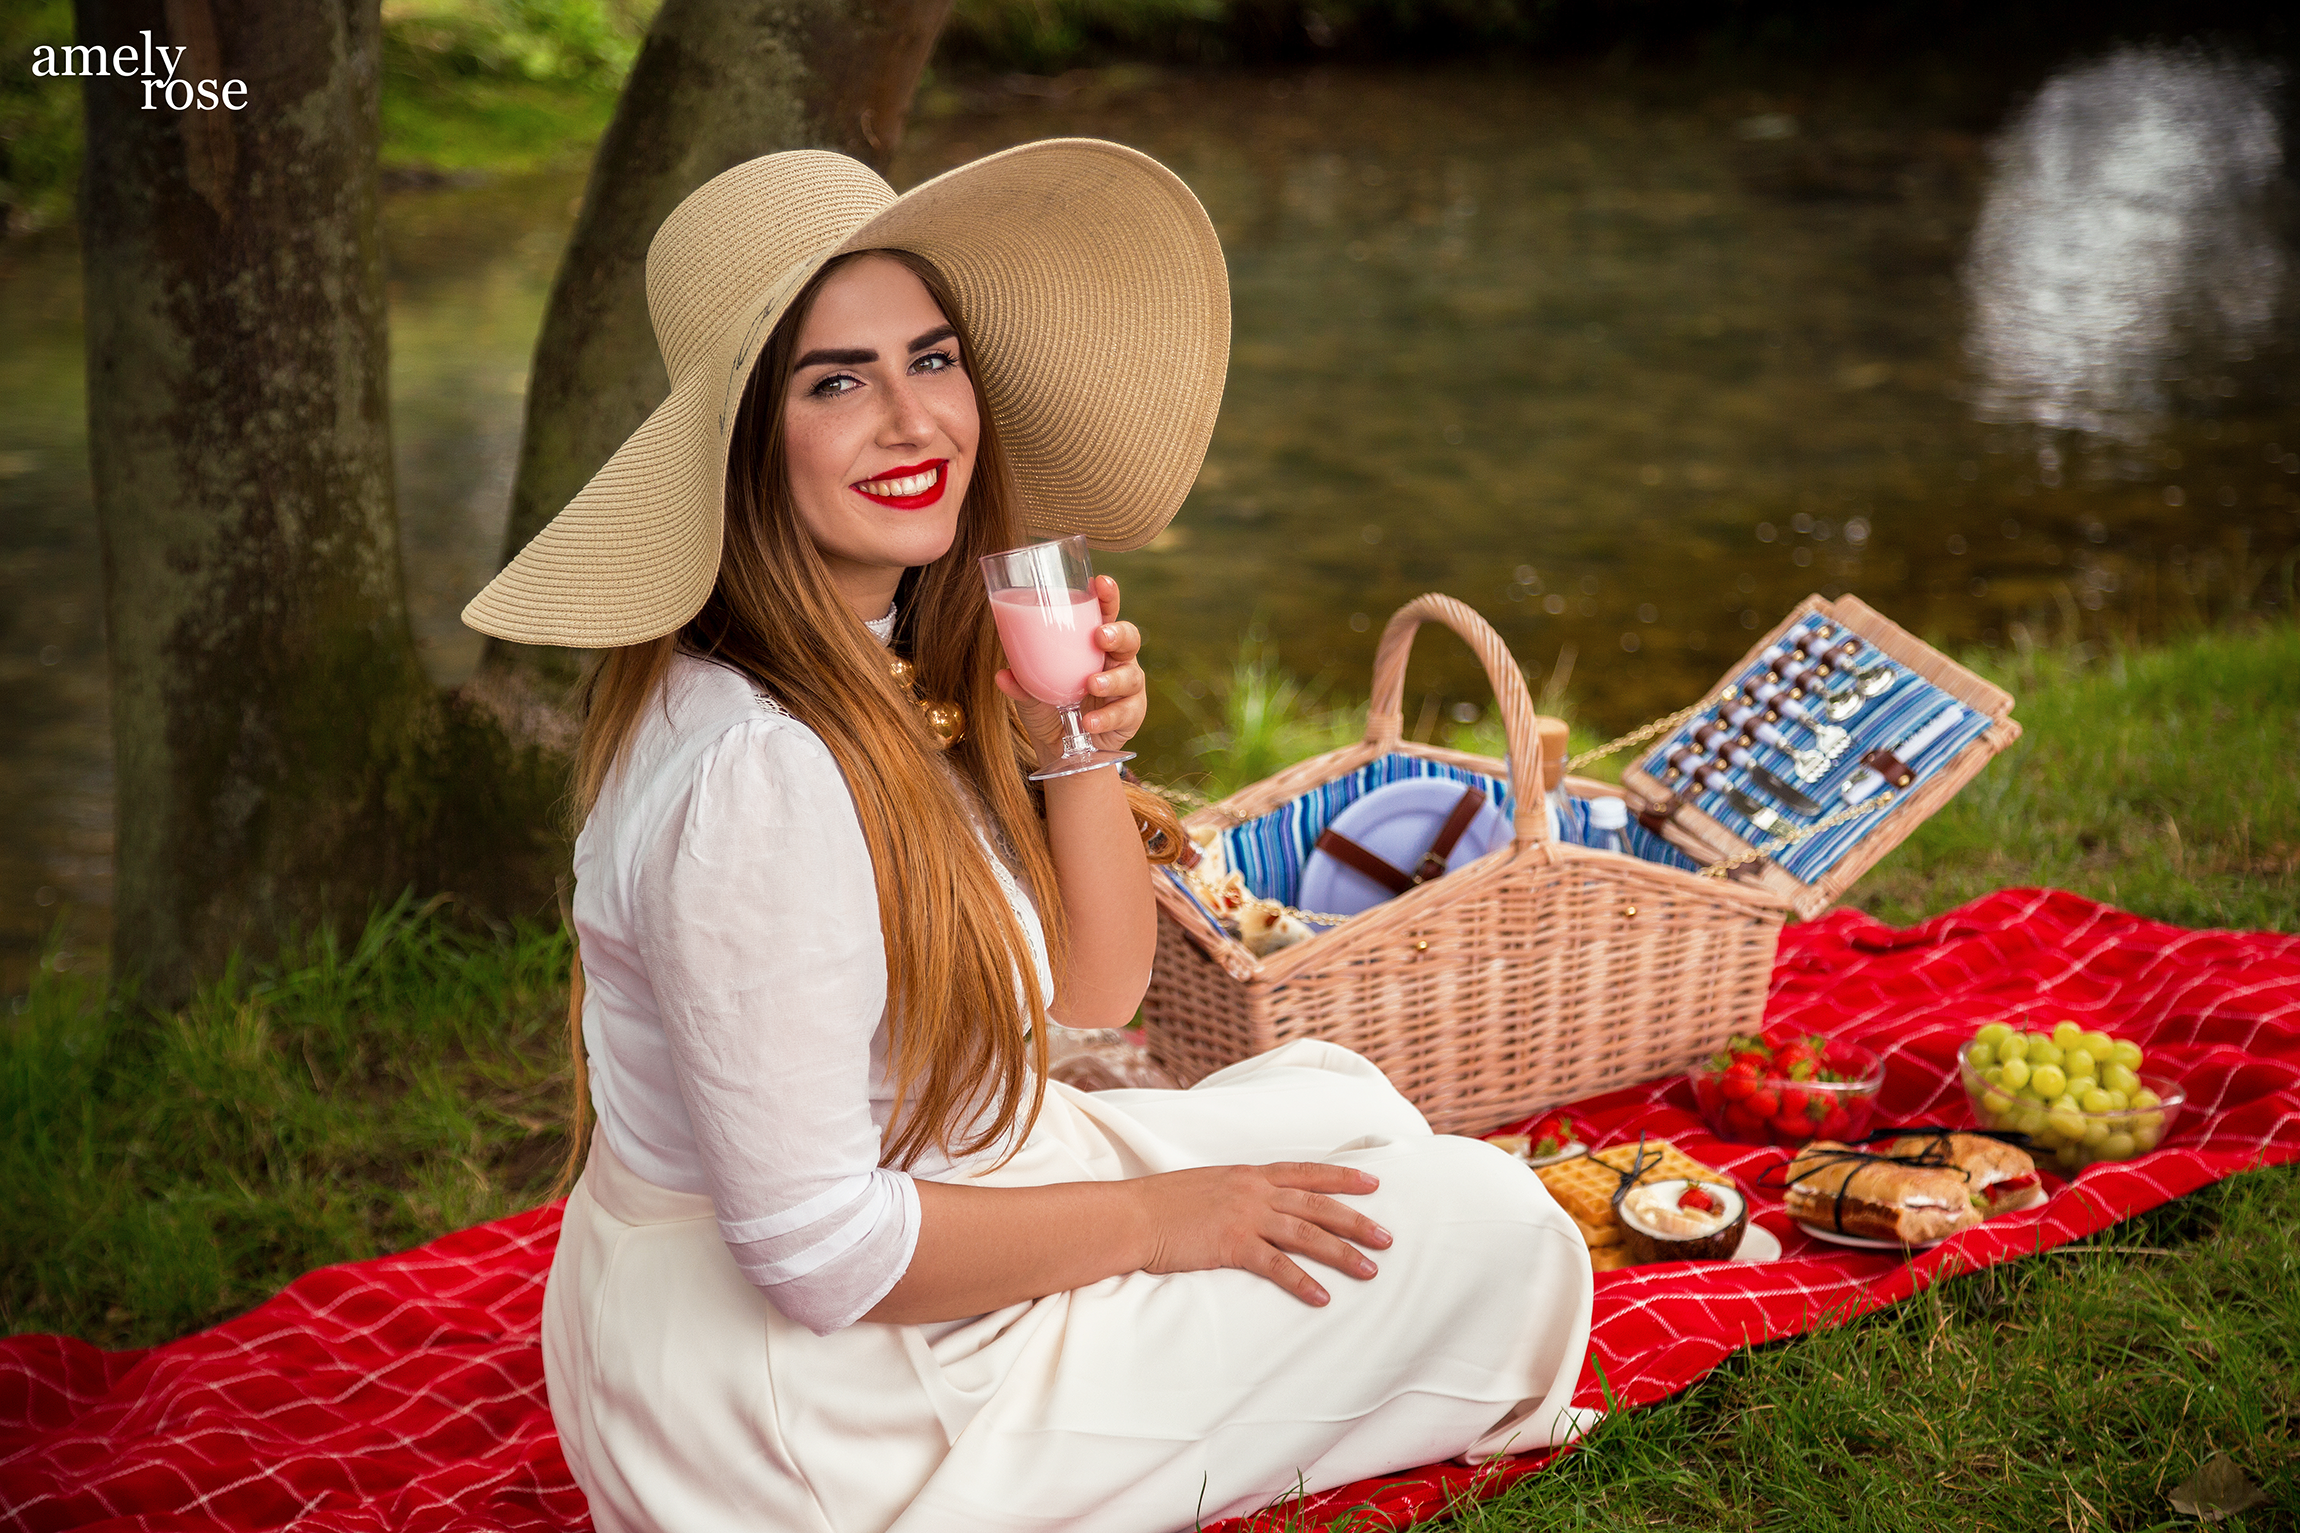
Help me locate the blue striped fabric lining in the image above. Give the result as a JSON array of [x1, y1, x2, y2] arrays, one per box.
[[1215, 753, 1698, 911], [1636, 615, 1996, 884], [1552, 792, 1703, 873]]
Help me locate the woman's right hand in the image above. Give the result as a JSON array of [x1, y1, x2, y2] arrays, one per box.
[[1129, 1163, 1392, 1306]]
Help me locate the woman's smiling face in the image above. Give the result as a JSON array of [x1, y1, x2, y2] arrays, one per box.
[[781, 253, 980, 617]]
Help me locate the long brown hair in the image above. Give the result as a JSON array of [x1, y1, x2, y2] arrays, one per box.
[[563, 249, 1178, 1182]]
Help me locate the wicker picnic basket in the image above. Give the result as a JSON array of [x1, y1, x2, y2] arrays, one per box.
[[1138, 592, 2018, 1135]]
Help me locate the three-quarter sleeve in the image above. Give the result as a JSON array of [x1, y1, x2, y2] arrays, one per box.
[[631, 718, 918, 1336]]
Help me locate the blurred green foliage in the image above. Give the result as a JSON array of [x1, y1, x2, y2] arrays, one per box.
[[0, 0, 658, 233], [1, 0, 78, 235], [382, 0, 655, 83]]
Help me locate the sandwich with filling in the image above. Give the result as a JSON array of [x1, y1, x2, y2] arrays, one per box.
[[1878, 1130, 2041, 1216], [1779, 1140, 1986, 1244]]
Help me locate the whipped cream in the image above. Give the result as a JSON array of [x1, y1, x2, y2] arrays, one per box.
[[1622, 1182, 1733, 1238]]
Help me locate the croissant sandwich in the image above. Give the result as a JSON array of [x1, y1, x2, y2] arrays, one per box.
[[1878, 1131, 2042, 1217], [1780, 1141, 1986, 1245]]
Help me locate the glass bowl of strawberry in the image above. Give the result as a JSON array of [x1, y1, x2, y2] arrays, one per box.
[[1688, 1030, 1885, 1147]]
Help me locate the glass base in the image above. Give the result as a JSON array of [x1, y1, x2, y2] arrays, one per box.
[[1029, 748, 1134, 782]]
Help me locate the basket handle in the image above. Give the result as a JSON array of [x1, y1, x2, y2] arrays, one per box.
[[1365, 594, 1548, 847]]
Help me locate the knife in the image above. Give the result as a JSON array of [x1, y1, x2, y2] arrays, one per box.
[[1693, 716, 1825, 816], [1664, 748, 1803, 837]]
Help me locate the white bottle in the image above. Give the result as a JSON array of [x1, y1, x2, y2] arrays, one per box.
[[1585, 795, 1630, 856]]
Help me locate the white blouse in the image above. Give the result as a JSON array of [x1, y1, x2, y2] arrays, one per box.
[[571, 644, 1054, 1336]]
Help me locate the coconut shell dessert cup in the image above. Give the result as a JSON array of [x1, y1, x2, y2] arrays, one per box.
[[1612, 1177, 1751, 1264]]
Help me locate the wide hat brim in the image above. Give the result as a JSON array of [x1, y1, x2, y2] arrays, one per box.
[[463, 138, 1230, 649]]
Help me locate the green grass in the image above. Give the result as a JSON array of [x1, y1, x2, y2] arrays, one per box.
[[1852, 627, 2300, 933], [2, 897, 572, 1348], [1416, 1162, 2300, 1532], [3, 626, 2295, 1533]]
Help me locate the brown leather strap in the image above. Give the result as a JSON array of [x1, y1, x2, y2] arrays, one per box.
[[1314, 828, 1414, 894], [1861, 746, 1916, 789], [1414, 787, 1488, 882], [1637, 795, 1681, 835]]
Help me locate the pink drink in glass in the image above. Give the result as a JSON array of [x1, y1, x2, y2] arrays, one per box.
[[978, 533, 1133, 780], [990, 587, 1103, 706]]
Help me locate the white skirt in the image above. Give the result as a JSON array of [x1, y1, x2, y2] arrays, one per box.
[[542, 1039, 1594, 1533]]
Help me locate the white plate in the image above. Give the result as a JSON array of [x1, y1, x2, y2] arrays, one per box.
[[1795, 1221, 1932, 1251], [1526, 1141, 1590, 1170], [1732, 1224, 1781, 1263], [1298, 778, 1513, 918]]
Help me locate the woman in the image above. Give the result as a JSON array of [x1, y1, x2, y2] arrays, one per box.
[[465, 140, 1593, 1533]]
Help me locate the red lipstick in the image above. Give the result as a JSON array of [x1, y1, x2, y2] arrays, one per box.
[[850, 458, 948, 510]]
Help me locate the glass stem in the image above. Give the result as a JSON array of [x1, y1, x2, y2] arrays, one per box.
[[1054, 704, 1097, 761]]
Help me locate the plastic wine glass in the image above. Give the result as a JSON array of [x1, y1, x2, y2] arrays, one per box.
[[980, 534, 1133, 781]]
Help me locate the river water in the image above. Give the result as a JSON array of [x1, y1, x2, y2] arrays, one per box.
[[4, 50, 2296, 990]]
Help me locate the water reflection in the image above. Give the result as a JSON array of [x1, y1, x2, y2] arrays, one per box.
[[3, 57, 2298, 988], [1966, 45, 2287, 443]]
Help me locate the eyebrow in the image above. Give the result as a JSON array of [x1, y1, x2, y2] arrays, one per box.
[[793, 326, 957, 371], [794, 346, 874, 368]]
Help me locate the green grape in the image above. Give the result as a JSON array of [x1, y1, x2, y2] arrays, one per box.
[[2055, 1143, 2086, 1172], [2046, 1107, 2087, 1140], [2083, 1030, 2115, 1058], [2100, 1131, 2137, 1159], [2061, 1047, 2095, 1079], [2110, 1039, 2143, 1070], [2080, 1088, 2113, 1113], [2064, 1074, 2098, 1102], [2028, 1064, 2067, 1099], [1968, 1043, 1996, 1071], [2028, 1039, 2063, 1069], [1998, 1057, 2031, 1090], [2130, 1088, 2161, 1111], [2135, 1125, 2161, 1153], [2102, 1061, 2140, 1095], [1975, 1022, 2012, 1047], [2050, 1093, 2078, 1112], [1999, 1033, 2031, 1063], [2136, 1110, 2164, 1134], [2081, 1119, 2112, 1147], [2104, 1089, 2130, 1111], [2014, 1104, 2048, 1137], [2052, 1020, 2084, 1045]]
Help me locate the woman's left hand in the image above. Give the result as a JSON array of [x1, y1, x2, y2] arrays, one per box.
[[997, 574, 1147, 763]]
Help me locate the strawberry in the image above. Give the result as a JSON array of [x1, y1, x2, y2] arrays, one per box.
[[1745, 1086, 1780, 1119], [1677, 1185, 1719, 1215], [1771, 1113, 1815, 1142], [1779, 1086, 1811, 1117]]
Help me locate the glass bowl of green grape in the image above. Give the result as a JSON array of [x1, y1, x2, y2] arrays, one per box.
[[1959, 1020, 2183, 1175]]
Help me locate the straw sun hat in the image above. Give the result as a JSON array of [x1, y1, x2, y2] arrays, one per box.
[[463, 138, 1231, 649]]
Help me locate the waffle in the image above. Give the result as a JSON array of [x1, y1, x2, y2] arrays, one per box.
[[1538, 1139, 1734, 1265]]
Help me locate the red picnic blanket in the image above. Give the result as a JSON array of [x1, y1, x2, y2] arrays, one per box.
[[5, 889, 2297, 1533]]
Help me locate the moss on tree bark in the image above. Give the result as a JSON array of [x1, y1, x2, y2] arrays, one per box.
[[79, 0, 563, 1007]]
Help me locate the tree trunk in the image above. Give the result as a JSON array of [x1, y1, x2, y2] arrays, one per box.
[[477, 0, 956, 705], [78, 0, 561, 1006]]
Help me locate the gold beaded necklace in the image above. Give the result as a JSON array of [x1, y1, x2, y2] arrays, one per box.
[[888, 654, 966, 749]]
